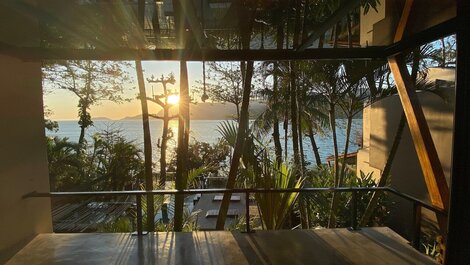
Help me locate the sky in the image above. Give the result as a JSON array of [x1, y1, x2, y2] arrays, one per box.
[[44, 61, 204, 120]]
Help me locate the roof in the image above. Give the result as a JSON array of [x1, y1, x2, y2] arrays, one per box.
[[191, 193, 246, 230], [0, 0, 456, 61]]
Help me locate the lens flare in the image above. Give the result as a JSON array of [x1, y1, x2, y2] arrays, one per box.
[[167, 94, 180, 105]]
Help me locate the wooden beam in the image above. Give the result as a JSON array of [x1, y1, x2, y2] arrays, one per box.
[[393, 0, 415, 42], [388, 56, 450, 210], [445, 1, 470, 263], [297, 0, 361, 51], [138, 0, 145, 28], [0, 46, 387, 61], [387, 0, 449, 237], [385, 18, 456, 57]]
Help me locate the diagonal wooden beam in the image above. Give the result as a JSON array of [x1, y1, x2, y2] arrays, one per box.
[[388, 0, 449, 237], [393, 0, 415, 42], [385, 18, 456, 57], [388, 56, 450, 210], [297, 0, 361, 51]]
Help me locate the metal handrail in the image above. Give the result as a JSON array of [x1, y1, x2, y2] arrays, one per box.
[[23, 186, 447, 248], [23, 186, 390, 197]]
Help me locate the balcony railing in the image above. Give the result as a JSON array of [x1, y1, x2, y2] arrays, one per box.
[[23, 186, 447, 250]]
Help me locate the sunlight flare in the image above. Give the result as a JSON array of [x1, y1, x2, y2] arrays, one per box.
[[167, 94, 180, 105]]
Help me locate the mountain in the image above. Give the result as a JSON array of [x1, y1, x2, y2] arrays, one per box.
[[93, 117, 113, 121], [121, 102, 267, 120]]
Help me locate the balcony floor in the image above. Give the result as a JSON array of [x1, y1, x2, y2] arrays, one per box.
[[6, 227, 436, 265]]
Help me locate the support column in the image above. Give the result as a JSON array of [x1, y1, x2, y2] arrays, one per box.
[[445, 1, 470, 263]]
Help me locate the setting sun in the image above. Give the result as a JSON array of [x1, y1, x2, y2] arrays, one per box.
[[167, 94, 180, 105]]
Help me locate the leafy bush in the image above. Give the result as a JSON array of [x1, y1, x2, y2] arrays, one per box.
[[302, 167, 390, 228], [168, 139, 231, 176]]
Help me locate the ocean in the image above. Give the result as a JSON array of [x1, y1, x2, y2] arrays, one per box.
[[46, 119, 363, 166]]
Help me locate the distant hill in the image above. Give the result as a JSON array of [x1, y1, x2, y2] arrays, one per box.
[[121, 102, 267, 120], [93, 117, 113, 121]]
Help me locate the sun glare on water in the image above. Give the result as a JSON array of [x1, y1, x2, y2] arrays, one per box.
[[167, 94, 180, 105]]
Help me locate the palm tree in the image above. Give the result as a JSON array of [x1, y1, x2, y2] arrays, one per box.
[[46, 136, 81, 191]]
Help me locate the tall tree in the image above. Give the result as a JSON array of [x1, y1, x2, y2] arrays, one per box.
[[135, 60, 155, 231], [43, 60, 130, 144], [198, 62, 244, 120], [216, 0, 256, 230], [174, 61, 190, 232], [147, 74, 178, 187]]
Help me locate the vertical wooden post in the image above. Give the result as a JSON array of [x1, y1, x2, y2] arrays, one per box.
[[136, 194, 143, 236], [137, 0, 145, 29], [445, 1, 470, 263], [411, 203, 422, 249], [245, 191, 251, 233]]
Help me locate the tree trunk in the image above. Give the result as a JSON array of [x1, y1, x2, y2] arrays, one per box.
[[440, 38, 446, 67], [135, 60, 155, 231], [216, 61, 253, 230], [328, 112, 353, 227], [273, 68, 283, 162], [174, 60, 190, 232], [339, 113, 353, 185], [160, 108, 169, 188], [327, 102, 340, 228], [284, 115, 289, 160], [78, 125, 86, 145], [298, 104, 306, 173], [290, 63, 301, 167], [333, 22, 339, 48], [308, 125, 322, 166], [329, 103, 340, 184], [318, 33, 325, 48], [78, 102, 88, 145], [272, 4, 285, 163]]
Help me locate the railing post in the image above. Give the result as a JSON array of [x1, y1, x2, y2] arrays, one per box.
[[136, 194, 143, 236], [412, 202, 422, 249], [350, 190, 359, 231], [245, 191, 251, 233]]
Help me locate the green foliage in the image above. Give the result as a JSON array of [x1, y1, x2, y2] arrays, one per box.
[[47, 129, 144, 192], [361, 0, 381, 15], [168, 139, 231, 177], [46, 136, 83, 191], [43, 60, 131, 143], [91, 129, 144, 191], [303, 167, 390, 228], [195, 62, 244, 119], [249, 161, 304, 230]]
